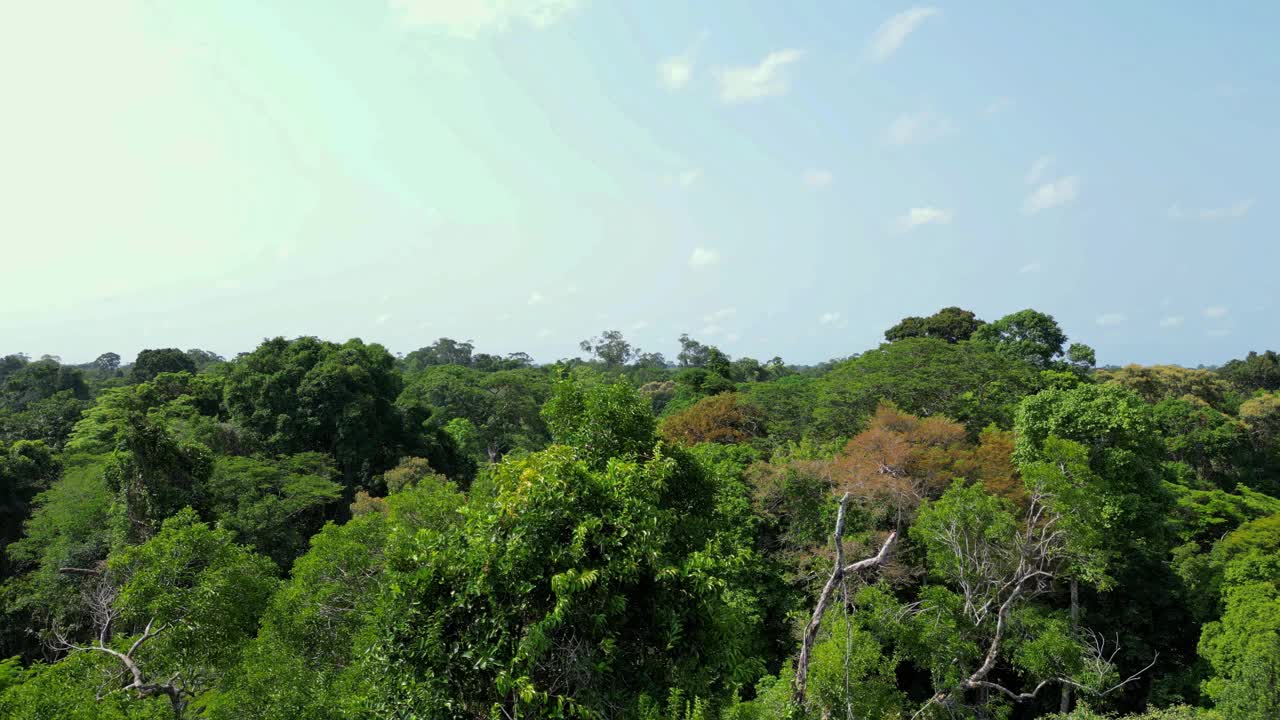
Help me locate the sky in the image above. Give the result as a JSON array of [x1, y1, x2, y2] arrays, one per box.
[[2, 1, 1277, 367]]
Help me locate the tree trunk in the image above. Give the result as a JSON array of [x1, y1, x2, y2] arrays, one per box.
[[1060, 578, 1079, 713]]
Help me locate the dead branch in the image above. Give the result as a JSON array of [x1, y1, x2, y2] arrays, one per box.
[[792, 492, 897, 709], [53, 618, 187, 718]]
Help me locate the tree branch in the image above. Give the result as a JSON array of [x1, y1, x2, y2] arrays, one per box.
[[792, 493, 897, 709]]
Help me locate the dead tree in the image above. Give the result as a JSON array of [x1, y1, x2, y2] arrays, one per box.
[[53, 566, 191, 719], [912, 486, 1155, 717], [792, 492, 898, 709]]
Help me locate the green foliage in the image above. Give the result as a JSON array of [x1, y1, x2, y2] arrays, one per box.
[[0, 652, 171, 720], [398, 363, 550, 464], [972, 308, 1069, 369], [110, 508, 278, 676], [1197, 547, 1280, 718], [543, 375, 657, 469], [815, 337, 1041, 436], [885, 306, 986, 344], [359, 418, 768, 717], [0, 440, 60, 555], [3, 453, 114, 638], [130, 348, 197, 383], [6, 320, 1280, 719], [202, 453, 342, 567], [1218, 350, 1280, 393], [223, 337, 406, 487]]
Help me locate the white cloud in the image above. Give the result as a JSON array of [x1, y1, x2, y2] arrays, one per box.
[[1025, 155, 1055, 185], [389, 0, 582, 36], [658, 35, 705, 90], [894, 206, 953, 232], [675, 168, 701, 187], [1018, 260, 1042, 274], [819, 311, 841, 325], [1159, 315, 1184, 328], [803, 169, 834, 188], [715, 49, 803, 104], [1096, 313, 1126, 327], [536, 327, 552, 338], [1203, 305, 1229, 319], [985, 97, 1014, 115], [1023, 176, 1079, 214], [704, 307, 737, 324], [658, 56, 693, 90], [1168, 199, 1253, 222], [702, 324, 723, 336], [886, 110, 953, 146], [689, 247, 721, 268], [527, 291, 546, 306], [630, 320, 649, 331], [376, 313, 391, 326], [726, 332, 740, 343], [866, 7, 939, 63]]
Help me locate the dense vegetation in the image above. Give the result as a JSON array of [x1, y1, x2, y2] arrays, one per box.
[[2, 308, 1279, 719]]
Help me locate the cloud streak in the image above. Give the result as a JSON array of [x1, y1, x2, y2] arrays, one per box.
[[1168, 199, 1253, 222], [894, 206, 953, 232], [715, 49, 803, 103], [866, 7, 939, 62], [658, 34, 706, 90], [1024, 176, 1079, 214], [689, 247, 721, 268], [803, 169, 834, 188], [886, 110, 953, 146], [389, 0, 582, 36]]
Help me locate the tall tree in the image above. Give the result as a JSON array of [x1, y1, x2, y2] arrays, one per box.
[[130, 349, 196, 383], [884, 306, 986, 344], [972, 309, 1069, 369]]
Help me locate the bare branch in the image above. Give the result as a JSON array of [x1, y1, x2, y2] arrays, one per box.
[[792, 493, 897, 709]]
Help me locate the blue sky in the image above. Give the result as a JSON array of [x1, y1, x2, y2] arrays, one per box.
[[1, 1, 1276, 367]]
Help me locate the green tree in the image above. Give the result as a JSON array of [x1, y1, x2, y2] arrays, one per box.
[[1218, 350, 1280, 393], [973, 309, 1069, 369], [814, 337, 1041, 437], [130, 349, 196, 383], [885, 306, 986, 344], [580, 329, 638, 367], [223, 337, 406, 488]]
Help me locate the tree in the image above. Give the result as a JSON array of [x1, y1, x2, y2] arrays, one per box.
[[791, 493, 896, 709], [814, 337, 1041, 437], [200, 453, 343, 568], [542, 376, 656, 469], [1068, 343, 1097, 372], [884, 306, 986, 344], [1098, 365, 1233, 409], [398, 365, 550, 464], [973, 309, 1069, 368], [1219, 350, 1280, 393], [909, 475, 1136, 717], [401, 337, 475, 372], [92, 352, 122, 375], [183, 349, 225, 371], [223, 337, 407, 488], [677, 334, 712, 368], [53, 509, 277, 718], [129, 349, 196, 383], [358, 422, 768, 717], [0, 441, 60, 563], [1197, 545, 1280, 719], [659, 393, 765, 446], [579, 329, 637, 367]]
